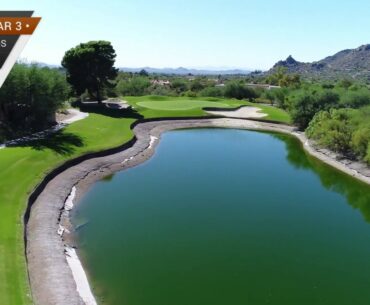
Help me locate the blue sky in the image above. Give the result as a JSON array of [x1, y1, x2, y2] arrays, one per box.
[[4, 0, 370, 70]]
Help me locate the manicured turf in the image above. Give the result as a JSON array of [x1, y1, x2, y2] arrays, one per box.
[[245, 102, 292, 123], [0, 96, 290, 305], [137, 100, 229, 110], [127, 96, 291, 123], [127, 96, 246, 118], [0, 114, 135, 305]]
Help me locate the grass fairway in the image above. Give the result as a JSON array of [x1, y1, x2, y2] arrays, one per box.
[[0, 114, 135, 305], [127, 96, 291, 123]]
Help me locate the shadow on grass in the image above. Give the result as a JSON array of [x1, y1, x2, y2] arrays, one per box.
[[13, 130, 84, 155], [72, 101, 144, 120]]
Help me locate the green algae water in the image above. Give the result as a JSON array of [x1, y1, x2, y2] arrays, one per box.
[[72, 129, 370, 305]]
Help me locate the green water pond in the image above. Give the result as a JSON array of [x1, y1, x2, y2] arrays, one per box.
[[72, 129, 370, 305]]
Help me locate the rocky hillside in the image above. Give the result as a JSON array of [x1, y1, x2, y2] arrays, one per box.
[[268, 44, 370, 81]]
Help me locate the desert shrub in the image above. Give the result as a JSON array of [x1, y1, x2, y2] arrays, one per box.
[[171, 79, 188, 94], [290, 90, 340, 130], [116, 77, 150, 96], [340, 91, 370, 108], [199, 86, 224, 97], [182, 90, 197, 98], [149, 86, 176, 96], [306, 106, 370, 163], [224, 82, 257, 100]]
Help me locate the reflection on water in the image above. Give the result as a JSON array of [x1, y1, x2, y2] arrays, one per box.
[[273, 133, 370, 222], [101, 173, 115, 182]]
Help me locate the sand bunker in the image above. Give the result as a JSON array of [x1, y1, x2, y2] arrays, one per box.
[[206, 106, 267, 119]]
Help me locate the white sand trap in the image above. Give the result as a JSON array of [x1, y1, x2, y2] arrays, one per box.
[[206, 106, 267, 119]]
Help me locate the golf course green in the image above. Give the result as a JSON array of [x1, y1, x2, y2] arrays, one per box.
[[126, 96, 291, 123], [137, 100, 229, 110]]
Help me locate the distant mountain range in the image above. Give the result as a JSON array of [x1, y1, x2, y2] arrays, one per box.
[[20, 61, 251, 76], [120, 67, 251, 75], [27, 44, 370, 81], [123, 44, 370, 80], [268, 44, 370, 81]]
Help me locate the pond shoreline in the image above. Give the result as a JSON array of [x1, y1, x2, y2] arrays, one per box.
[[26, 118, 370, 305]]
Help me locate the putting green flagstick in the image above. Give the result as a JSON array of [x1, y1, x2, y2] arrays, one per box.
[[0, 11, 41, 87]]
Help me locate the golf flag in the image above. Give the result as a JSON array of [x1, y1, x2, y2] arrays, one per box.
[[0, 11, 41, 87]]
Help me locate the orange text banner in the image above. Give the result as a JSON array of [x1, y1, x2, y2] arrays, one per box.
[[0, 17, 41, 35]]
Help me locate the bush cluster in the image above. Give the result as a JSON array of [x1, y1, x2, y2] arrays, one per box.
[[0, 64, 69, 139]]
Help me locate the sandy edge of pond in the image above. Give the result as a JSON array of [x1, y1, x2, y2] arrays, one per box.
[[26, 118, 370, 305]]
